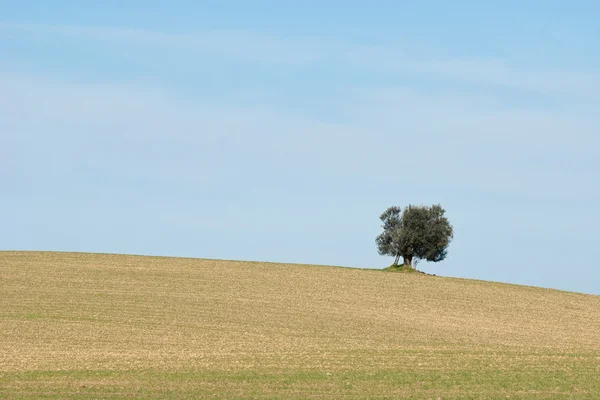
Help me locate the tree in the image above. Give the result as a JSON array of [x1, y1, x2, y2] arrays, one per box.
[[376, 204, 453, 268]]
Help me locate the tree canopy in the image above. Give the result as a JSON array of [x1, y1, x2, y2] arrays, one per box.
[[376, 204, 453, 268]]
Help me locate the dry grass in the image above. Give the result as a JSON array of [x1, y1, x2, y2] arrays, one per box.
[[1, 251, 599, 399]]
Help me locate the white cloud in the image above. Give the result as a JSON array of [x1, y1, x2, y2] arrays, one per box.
[[0, 22, 326, 65], [2, 21, 600, 98], [344, 46, 600, 97], [1, 71, 598, 202]]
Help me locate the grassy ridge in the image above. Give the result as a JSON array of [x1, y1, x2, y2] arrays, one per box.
[[1, 251, 599, 399]]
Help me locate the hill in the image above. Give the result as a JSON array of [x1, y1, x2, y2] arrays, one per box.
[[1, 251, 599, 399]]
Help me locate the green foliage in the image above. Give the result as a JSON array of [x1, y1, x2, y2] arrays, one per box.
[[376, 204, 453, 267], [382, 264, 419, 273]]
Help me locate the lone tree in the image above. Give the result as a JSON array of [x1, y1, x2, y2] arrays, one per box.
[[376, 204, 453, 268]]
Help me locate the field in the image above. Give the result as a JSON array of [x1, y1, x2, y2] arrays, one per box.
[[1, 251, 599, 399]]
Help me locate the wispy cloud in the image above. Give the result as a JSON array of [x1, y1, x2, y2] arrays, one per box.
[[2, 21, 600, 98], [0, 22, 326, 65], [345, 46, 600, 98], [1, 21, 598, 200], [1, 71, 597, 202]]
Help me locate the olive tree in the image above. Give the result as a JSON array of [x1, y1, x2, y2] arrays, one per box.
[[376, 204, 453, 268]]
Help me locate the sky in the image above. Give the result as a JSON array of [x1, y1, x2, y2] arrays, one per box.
[[1, 1, 599, 295]]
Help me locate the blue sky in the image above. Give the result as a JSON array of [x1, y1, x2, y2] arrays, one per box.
[[1, 1, 599, 295]]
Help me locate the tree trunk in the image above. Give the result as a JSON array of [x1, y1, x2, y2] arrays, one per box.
[[393, 254, 401, 266], [403, 256, 413, 267]]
